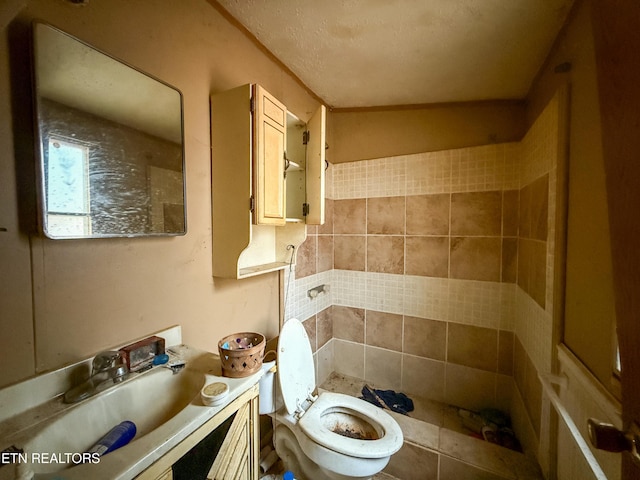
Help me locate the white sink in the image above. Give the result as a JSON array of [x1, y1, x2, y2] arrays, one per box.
[[0, 341, 263, 480], [23, 366, 205, 474]]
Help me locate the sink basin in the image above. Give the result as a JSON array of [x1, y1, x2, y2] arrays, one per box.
[[23, 366, 204, 474]]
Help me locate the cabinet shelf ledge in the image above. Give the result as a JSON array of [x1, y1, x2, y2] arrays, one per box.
[[238, 261, 289, 278]]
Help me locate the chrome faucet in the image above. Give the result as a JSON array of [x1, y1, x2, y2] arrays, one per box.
[[63, 350, 129, 403], [92, 351, 128, 379]]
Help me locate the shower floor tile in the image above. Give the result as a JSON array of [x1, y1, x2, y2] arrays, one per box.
[[319, 372, 469, 435], [318, 372, 543, 480]]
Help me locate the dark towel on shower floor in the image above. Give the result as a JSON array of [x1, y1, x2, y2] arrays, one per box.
[[360, 385, 414, 415]]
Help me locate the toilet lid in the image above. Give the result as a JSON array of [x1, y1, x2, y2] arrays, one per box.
[[277, 318, 316, 415]]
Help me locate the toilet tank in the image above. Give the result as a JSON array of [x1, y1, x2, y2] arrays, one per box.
[[259, 360, 283, 414]]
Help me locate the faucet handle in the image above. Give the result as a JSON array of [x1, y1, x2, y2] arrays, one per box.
[[92, 351, 124, 374]]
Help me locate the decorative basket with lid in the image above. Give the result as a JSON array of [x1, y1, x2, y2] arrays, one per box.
[[217, 332, 266, 378]]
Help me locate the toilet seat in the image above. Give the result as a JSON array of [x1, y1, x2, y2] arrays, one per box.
[[277, 319, 403, 463], [277, 319, 316, 416], [299, 392, 403, 459]]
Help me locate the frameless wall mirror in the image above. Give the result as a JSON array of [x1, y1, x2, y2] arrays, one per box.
[[32, 23, 186, 239]]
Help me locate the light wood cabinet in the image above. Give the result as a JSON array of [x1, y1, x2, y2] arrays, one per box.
[[210, 84, 326, 279], [253, 85, 287, 226], [151, 469, 173, 480], [137, 384, 260, 480]]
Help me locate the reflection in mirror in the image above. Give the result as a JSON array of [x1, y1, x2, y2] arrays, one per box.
[[32, 23, 186, 239]]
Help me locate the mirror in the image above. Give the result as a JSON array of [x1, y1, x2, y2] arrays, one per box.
[[32, 23, 186, 239]]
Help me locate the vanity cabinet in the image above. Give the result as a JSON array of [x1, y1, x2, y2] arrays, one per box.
[[211, 84, 326, 279], [137, 384, 260, 480]]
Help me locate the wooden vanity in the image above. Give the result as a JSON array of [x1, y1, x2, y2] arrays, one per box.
[[138, 383, 259, 480]]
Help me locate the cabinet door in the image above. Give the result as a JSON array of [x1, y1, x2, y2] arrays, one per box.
[[253, 85, 287, 226], [207, 401, 254, 480], [210, 84, 253, 278], [305, 105, 326, 225], [153, 469, 173, 480]]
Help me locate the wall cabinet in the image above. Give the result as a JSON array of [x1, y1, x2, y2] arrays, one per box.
[[211, 84, 326, 279], [253, 85, 287, 226], [137, 384, 260, 480]]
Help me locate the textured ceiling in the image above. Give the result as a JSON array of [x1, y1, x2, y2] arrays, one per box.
[[215, 0, 574, 108]]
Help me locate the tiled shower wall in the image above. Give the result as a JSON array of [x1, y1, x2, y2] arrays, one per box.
[[284, 94, 562, 462]]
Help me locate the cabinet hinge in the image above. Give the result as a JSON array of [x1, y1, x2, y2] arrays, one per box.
[[302, 203, 309, 216], [250, 195, 255, 212], [302, 131, 309, 145], [250, 97, 255, 113]]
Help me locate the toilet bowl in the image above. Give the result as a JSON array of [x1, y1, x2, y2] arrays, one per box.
[[259, 318, 403, 480]]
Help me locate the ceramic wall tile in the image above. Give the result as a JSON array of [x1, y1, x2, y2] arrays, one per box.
[[403, 316, 446, 360], [332, 305, 365, 343], [451, 191, 502, 236], [334, 235, 366, 271], [367, 236, 404, 274], [366, 156, 407, 198], [405, 236, 449, 277], [405, 193, 450, 235], [501, 238, 517, 283], [401, 354, 445, 401], [533, 177, 549, 246], [364, 345, 402, 390], [365, 310, 403, 351], [316, 340, 335, 386], [295, 234, 316, 279], [498, 330, 515, 376], [333, 339, 364, 379], [302, 315, 317, 352], [367, 196, 406, 234], [316, 236, 334, 272], [445, 363, 496, 411], [450, 237, 501, 282], [447, 323, 499, 372], [383, 442, 439, 480], [317, 307, 333, 349], [502, 189, 520, 237], [317, 198, 334, 234], [333, 198, 366, 233]]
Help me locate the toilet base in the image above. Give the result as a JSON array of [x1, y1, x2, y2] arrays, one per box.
[[273, 425, 377, 480]]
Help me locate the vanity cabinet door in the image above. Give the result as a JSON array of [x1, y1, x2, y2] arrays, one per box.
[[207, 395, 260, 480], [253, 85, 287, 226], [136, 385, 260, 480], [153, 469, 173, 480]]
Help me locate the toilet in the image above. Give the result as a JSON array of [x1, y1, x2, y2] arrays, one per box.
[[259, 318, 403, 480]]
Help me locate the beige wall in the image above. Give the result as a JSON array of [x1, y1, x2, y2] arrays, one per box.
[[329, 101, 526, 164], [0, 0, 320, 387], [527, 0, 617, 391]]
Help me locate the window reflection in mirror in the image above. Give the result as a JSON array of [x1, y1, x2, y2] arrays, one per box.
[[32, 23, 186, 239]]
